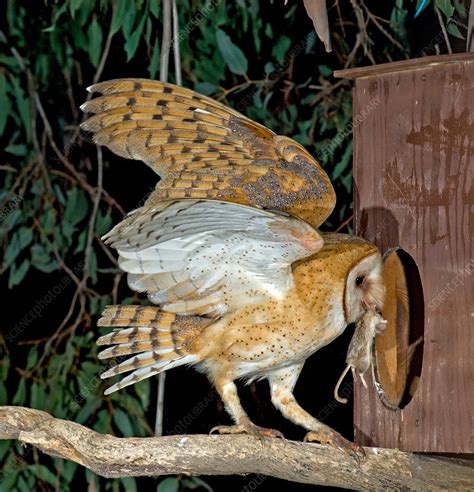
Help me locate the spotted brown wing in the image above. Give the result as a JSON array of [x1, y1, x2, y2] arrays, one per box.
[[81, 78, 335, 228]]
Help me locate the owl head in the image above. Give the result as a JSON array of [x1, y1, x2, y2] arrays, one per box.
[[344, 249, 385, 324], [294, 233, 385, 325]]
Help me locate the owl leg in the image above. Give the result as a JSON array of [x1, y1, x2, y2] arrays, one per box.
[[210, 378, 284, 440], [268, 364, 364, 459]]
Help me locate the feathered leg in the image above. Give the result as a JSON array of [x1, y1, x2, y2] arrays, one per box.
[[210, 378, 284, 440], [269, 364, 364, 459]]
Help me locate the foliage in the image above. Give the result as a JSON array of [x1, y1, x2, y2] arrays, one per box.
[[0, 0, 466, 489]]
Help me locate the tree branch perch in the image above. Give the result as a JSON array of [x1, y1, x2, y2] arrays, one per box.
[[1, 406, 473, 489]]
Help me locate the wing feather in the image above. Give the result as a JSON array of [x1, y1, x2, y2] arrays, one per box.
[[81, 78, 335, 228], [104, 199, 323, 317]]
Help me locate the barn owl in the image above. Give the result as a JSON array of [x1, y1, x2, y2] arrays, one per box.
[[81, 79, 384, 456]]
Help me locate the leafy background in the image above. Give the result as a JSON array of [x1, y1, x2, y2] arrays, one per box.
[[0, 0, 468, 490]]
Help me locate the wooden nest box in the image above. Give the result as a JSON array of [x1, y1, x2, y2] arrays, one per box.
[[335, 53, 473, 453]]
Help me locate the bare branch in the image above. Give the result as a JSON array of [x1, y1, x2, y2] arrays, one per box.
[[360, 1, 407, 55], [160, 0, 172, 84], [1, 406, 473, 490], [82, 147, 103, 283], [434, 5, 453, 55], [155, 0, 173, 437], [172, 0, 183, 86]]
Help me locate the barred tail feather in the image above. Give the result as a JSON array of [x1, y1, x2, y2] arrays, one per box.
[[97, 305, 209, 394], [103, 356, 196, 395]]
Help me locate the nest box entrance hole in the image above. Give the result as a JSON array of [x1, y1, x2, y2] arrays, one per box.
[[374, 249, 425, 410]]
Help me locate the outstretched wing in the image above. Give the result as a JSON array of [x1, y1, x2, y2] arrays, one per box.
[[103, 199, 323, 317], [81, 78, 335, 228]]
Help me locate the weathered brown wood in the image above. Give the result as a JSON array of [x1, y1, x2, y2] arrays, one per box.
[[1, 406, 474, 490], [334, 52, 474, 79], [338, 54, 474, 453]]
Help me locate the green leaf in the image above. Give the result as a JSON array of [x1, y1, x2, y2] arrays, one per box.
[[305, 31, 317, 54], [453, 0, 466, 16], [341, 168, 353, 193], [216, 29, 248, 76], [124, 10, 147, 61], [332, 141, 353, 180], [64, 188, 89, 227], [157, 477, 179, 492], [447, 22, 464, 39], [391, 0, 408, 40], [111, 0, 128, 34], [29, 465, 57, 488], [264, 61, 275, 75], [150, 0, 161, 19], [31, 382, 47, 409], [0, 458, 19, 491], [77, 0, 95, 26], [26, 348, 38, 370], [121, 477, 138, 492], [0, 357, 9, 380], [182, 477, 213, 491], [47, 356, 62, 382], [150, 0, 160, 18], [318, 64, 332, 77], [145, 16, 152, 45], [265, 22, 273, 38], [93, 408, 110, 433], [31, 244, 58, 273], [85, 468, 100, 490], [4, 144, 27, 156], [148, 37, 160, 79], [68, 0, 84, 17], [59, 460, 78, 484], [0, 382, 7, 405], [0, 440, 10, 463], [214, 0, 229, 26], [40, 207, 57, 234], [284, 3, 298, 18], [194, 82, 217, 96], [435, 0, 455, 17], [87, 17, 103, 67], [71, 19, 88, 50], [11, 78, 31, 143], [0, 73, 10, 135], [75, 396, 101, 424], [94, 210, 112, 236], [272, 35, 291, 64], [13, 379, 26, 406], [53, 185, 66, 205], [1, 209, 22, 232], [134, 378, 151, 410], [88, 249, 98, 284], [121, 7, 137, 42], [113, 408, 134, 437], [3, 227, 33, 270], [73, 230, 87, 254], [89, 294, 110, 315], [31, 180, 45, 195], [9, 258, 30, 287], [81, 360, 99, 378], [17, 474, 32, 492]]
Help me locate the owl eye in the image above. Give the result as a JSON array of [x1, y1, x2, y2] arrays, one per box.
[[356, 276, 365, 286]]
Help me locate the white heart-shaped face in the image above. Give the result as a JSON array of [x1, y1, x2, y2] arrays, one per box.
[[345, 252, 385, 324]]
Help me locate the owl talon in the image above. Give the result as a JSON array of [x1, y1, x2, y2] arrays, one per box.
[[210, 418, 284, 441], [304, 430, 365, 464]]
